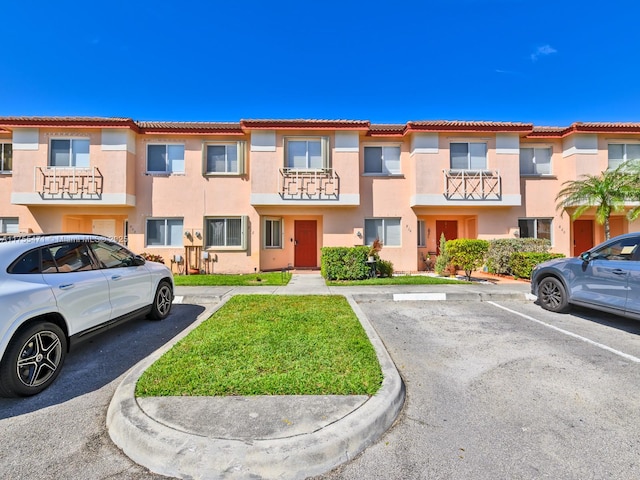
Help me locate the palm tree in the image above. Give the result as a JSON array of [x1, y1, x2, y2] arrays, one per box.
[[617, 160, 640, 222], [555, 165, 632, 240]]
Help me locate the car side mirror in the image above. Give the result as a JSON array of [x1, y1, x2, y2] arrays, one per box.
[[580, 252, 591, 262], [132, 255, 146, 266]]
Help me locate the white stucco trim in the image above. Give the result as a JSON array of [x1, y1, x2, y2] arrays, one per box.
[[562, 134, 598, 157], [334, 132, 359, 152], [410, 194, 521, 207], [251, 131, 277, 152], [250, 193, 360, 206], [102, 129, 136, 154], [12, 128, 39, 150], [496, 134, 519, 154], [410, 133, 439, 155], [11, 192, 136, 206]]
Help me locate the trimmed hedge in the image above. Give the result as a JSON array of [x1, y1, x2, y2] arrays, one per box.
[[486, 238, 551, 276], [510, 252, 565, 279], [376, 259, 394, 277], [321, 246, 371, 280]]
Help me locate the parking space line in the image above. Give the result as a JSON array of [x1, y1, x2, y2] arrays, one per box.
[[487, 301, 640, 364]]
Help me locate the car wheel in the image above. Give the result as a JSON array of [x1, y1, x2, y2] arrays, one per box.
[[0, 322, 67, 397], [148, 280, 173, 320], [538, 277, 570, 313]]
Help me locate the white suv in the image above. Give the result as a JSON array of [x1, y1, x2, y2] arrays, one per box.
[[0, 234, 174, 397]]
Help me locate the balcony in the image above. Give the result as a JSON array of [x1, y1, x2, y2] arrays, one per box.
[[443, 169, 501, 201], [278, 168, 340, 201], [35, 166, 104, 199]]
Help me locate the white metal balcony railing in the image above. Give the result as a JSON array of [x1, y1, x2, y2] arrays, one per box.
[[279, 168, 340, 200], [35, 167, 104, 198], [443, 169, 501, 200]]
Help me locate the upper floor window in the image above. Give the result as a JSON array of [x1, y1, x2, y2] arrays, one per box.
[[147, 144, 185, 174], [520, 147, 551, 175], [146, 218, 184, 247], [204, 142, 245, 175], [364, 218, 401, 247], [0, 143, 12, 172], [518, 218, 552, 242], [608, 143, 640, 170], [0, 217, 19, 234], [206, 216, 247, 249], [50, 139, 90, 167], [450, 142, 487, 170], [284, 137, 329, 170], [364, 146, 401, 175], [264, 217, 282, 249]]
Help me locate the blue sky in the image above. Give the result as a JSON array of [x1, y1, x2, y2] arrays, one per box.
[[2, 0, 639, 126]]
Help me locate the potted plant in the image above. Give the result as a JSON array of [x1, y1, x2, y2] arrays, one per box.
[[368, 238, 382, 262]]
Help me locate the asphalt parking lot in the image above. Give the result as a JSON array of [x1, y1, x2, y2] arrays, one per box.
[[1, 296, 640, 480]]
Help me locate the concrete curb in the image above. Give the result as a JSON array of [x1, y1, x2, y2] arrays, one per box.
[[107, 294, 405, 480]]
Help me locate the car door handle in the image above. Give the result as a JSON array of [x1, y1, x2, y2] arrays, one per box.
[[59, 284, 75, 290], [111, 275, 122, 281], [612, 269, 627, 276]]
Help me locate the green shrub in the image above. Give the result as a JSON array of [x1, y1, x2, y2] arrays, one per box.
[[510, 252, 565, 279], [445, 238, 489, 281], [321, 246, 370, 280], [486, 238, 551, 275], [140, 252, 165, 264], [376, 259, 394, 277], [434, 233, 451, 276]]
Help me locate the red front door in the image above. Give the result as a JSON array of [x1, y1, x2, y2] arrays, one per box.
[[573, 219, 594, 257], [294, 220, 317, 268], [436, 220, 458, 254]]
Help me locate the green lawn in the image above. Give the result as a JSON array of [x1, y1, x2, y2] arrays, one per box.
[[173, 272, 291, 286], [136, 295, 383, 397]]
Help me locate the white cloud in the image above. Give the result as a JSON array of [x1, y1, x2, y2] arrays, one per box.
[[530, 44, 557, 61]]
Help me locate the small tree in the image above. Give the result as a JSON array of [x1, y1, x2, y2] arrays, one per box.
[[446, 239, 490, 281], [434, 233, 451, 276]]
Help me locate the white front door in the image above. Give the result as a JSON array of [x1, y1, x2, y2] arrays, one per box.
[[92, 219, 116, 238]]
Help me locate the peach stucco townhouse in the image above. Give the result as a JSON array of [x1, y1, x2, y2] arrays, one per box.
[[0, 117, 638, 274]]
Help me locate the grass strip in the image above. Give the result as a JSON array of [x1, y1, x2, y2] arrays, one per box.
[[136, 295, 383, 397], [327, 275, 466, 286], [174, 272, 291, 286]]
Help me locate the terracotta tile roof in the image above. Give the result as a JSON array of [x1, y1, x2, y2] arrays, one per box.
[[525, 126, 567, 138], [136, 121, 244, 135], [0, 116, 138, 130], [407, 120, 533, 133], [368, 124, 406, 136], [240, 119, 370, 130], [570, 122, 640, 133]]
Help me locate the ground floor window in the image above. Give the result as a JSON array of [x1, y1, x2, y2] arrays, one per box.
[[417, 220, 426, 247], [206, 217, 247, 249], [0, 217, 19, 234], [146, 218, 183, 246], [365, 218, 401, 246], [264, 217, 282, 248], [518, 218, 552, 241]]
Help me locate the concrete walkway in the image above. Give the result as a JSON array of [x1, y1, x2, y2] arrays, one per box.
[[107, 273, 533, 480]]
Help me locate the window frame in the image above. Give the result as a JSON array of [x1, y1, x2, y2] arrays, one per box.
[[363, 144, 402, 175], [49, 138, 91, 168], [205, 216, 248, 250], [145, 218, 184, 247], [0, 217, 19, 234], [519, 146, 552, 176], [607, 143, 640, 170], [449, 142, 487, 171], [146, 143, 185, 174], [364, 217, 402, 247], [264, 217, 283, 249], [284, 136, 330, 171], [518, 218, 552, 242], [0, 142, 12, 173], [203, 141, 246, 175]]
